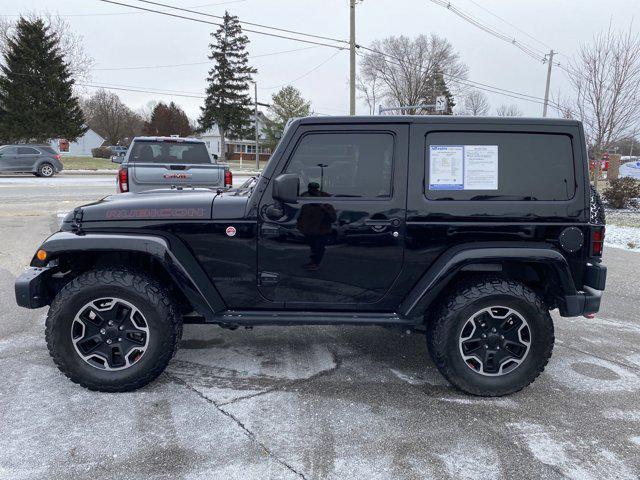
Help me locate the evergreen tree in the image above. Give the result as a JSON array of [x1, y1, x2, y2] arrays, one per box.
[[424, 70, 455, 115], [263, 86, 311, 150], [144, 101, 192, 137], [0, 17, 85, 143], [198, 11, 256, 161]]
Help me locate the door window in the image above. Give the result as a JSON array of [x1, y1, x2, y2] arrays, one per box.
[[0, 147, 17, 156], [17, 147, 39, 155], [285, 132, 394, 198]]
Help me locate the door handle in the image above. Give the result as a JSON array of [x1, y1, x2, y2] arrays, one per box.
[[364, 218, 401, 227]]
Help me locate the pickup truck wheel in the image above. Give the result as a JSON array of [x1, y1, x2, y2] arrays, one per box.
[[427, 277, 554, 396], [45, 268, 182, 392]]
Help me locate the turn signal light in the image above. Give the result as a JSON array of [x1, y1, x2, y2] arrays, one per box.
[[36, 249, 47, 261]]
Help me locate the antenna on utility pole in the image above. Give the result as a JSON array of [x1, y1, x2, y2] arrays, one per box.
[[542, 50, 554, 117], [349, 0, 356, 115]]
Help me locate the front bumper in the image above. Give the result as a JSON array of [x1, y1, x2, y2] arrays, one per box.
[[559, 264, 606, 317], [15, 266, 55, 309]]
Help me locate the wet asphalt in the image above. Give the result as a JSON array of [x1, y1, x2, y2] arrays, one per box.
[[0, 175, 639, 479]]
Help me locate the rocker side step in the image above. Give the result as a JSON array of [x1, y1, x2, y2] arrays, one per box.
[[210, 310, 417, 327]]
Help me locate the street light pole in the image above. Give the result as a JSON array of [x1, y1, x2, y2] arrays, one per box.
[[349, 0, 356, 116], [254, 81, 259, 170], [542, 50, 554, 117]]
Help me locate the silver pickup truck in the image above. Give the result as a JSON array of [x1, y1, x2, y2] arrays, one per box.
[[113, 136, 231, 193]]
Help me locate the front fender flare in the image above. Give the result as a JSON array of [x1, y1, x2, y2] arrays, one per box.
[[35, 231, 225, 317], [398, 242, 578, 318]]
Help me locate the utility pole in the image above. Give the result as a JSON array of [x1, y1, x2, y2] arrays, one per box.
[[349, 0, 356, 115], [254, 81, 259, 170], [542, 49, 554, 117]]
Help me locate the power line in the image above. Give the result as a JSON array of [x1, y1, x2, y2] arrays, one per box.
[[260, 50, 344, 90], [463, 0, 556, 53], [0, 0, 245, 17], [132, 0, 350, 46], [78, 82, 205, 98], [428, 0, 548, 62], [93, 46, 320, 71], [95, 0, 348, 50]]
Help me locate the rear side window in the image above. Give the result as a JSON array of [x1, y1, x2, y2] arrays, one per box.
[[285, 132, 394, 198], [18, 147, 39, 155], [0, 147, 17, 155], [425, 132, 576, 201], [129, 141, 211, 164], [39, 146, 57, 154]]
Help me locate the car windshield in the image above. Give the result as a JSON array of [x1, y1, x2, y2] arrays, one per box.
[[129, 140, 211, 164]]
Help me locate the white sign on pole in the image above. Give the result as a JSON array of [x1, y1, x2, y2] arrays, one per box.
[[435, 96, 447, 112]]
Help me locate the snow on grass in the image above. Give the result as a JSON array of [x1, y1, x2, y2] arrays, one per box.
[[604, 224, 640, 252]]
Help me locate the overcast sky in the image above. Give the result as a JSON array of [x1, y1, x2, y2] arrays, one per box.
[[3, 0, 639, 119]]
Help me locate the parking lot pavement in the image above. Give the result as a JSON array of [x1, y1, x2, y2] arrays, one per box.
[[1, 185, 639, 479]]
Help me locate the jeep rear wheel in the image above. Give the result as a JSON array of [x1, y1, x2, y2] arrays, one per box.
[[46, 268, 182, 392], [427, 277, 554, 396]]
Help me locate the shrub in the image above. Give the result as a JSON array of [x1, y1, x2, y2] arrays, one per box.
[[602, 177, 640, 209], [91, 146, 112, 159]]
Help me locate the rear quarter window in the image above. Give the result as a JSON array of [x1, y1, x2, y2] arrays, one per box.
[[425, 131, 576, 201]]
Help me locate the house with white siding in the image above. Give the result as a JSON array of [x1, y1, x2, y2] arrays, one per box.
[[50, 128, 105, 156]]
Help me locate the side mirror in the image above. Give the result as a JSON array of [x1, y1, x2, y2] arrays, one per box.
[[272, 173, 299, 204], [212, 153, 219, 161], [111, 155, 123, 164]]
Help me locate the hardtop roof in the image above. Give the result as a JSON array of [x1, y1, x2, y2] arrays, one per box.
[[294, 115, 581, 127]]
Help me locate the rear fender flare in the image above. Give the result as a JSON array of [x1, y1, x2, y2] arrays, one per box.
[[398, 242, 577, 318], [35, 231, 225, 317]]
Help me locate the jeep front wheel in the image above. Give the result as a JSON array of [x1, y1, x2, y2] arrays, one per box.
[[45, 268, 182, 392], [427, 277, 554, 396]]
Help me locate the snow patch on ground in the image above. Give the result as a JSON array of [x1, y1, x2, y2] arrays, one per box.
[[547, 355, 640, 393], [602, 409, 640, 422], [437, 441, 502, 479], [435, 396, 519, 409], [509, 421, 637, 480], [604, 224, 640, 252]]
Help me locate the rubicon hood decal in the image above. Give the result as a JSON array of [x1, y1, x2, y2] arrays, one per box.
[[105, 208, 206, 220]]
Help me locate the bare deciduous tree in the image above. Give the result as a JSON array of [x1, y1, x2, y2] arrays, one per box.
[[357, 74, 381, 115], [462, 89, 490, 116], [359, 34, 468, 114], [0, 13, 93, 83], [495, 104, 523, 117], [560, 25, 640, 187], [82, 89, 143, 145]]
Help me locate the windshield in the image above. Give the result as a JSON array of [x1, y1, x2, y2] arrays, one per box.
[[129, 140, 211, 164]]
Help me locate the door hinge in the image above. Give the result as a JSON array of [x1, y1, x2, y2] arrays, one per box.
[[258, 271, 279, 286]]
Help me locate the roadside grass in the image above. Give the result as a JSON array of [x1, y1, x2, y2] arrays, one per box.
[[60, 156, 118, 171]]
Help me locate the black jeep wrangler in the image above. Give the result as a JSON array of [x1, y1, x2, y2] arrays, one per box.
[[15, 116, 607, 396]]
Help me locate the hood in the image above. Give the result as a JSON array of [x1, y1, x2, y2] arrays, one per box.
[[61, 188, 250, 226]]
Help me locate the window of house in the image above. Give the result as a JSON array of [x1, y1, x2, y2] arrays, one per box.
[[285, 132, 394, 198], [425, 131, 576, 201]]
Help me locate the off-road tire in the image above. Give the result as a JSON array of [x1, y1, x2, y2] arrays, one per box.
[[45, 267, 182, 392], [427, 277, 554, 396], [38, 162, 55, 178]]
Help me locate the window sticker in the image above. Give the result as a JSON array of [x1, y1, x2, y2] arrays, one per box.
[[428, 145, 498, 190], [464, 145, 498, 190], [429, 145, 464, 190]]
